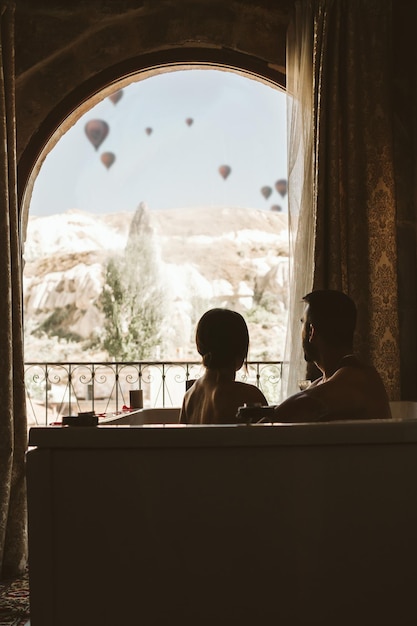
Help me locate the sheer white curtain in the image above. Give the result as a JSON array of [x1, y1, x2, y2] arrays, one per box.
[[282, 0, 316, 398]]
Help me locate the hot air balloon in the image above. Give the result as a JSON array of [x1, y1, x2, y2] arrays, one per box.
[[261, 185, 273, 200], [85, 120, 109, 151], [185, 118, 194, 126], [270, 204, 282, 212], [218, 165, 231, 180], [145, 127, 153, 136], [109, 90, 123, 105], [275, 179, 288, 198], [100, 152, 116, 169]]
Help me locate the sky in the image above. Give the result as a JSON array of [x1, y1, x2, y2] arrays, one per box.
[[29, 69, 287, 216]]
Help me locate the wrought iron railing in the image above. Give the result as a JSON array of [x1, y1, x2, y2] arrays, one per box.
[[24, 360, 286, 426]]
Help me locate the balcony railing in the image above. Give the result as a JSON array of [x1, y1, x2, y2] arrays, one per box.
[[24, 360, 286, 426]]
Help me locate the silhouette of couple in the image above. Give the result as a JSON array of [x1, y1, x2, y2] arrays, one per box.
[[180, 290, 391, 424]]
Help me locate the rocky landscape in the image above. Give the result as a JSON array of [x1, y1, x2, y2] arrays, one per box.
[[23, 205, 289, 363]]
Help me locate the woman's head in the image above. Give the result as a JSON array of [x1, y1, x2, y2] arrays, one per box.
[[196, 308, 249, 371]]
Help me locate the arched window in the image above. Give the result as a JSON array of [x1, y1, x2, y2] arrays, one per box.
[[22, 63, 289, 421]]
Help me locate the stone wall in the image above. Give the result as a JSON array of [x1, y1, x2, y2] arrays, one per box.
[[15, 0, 292, 171]]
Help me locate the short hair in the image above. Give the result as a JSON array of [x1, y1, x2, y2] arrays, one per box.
[[302, 290, 357, 346], [196, 308, 249, 370]]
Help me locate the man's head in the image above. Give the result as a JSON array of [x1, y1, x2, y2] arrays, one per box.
[[301, 290, 357, 362]]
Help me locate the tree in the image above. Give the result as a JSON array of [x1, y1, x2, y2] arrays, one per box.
[[99, 203, 166, 360]]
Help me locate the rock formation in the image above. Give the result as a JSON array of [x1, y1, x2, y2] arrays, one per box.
[[23, 206, 289, 362]]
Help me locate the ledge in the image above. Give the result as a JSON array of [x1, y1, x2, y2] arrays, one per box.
[[28, 418, 417, 449]]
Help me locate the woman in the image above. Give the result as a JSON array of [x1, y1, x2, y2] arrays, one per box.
[[180, 308, 268, 424]]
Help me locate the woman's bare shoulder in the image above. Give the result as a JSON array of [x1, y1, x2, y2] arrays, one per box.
[[233, 381, 268, 404]]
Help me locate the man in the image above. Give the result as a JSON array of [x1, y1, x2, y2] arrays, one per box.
[[269, 290, 392, 422]]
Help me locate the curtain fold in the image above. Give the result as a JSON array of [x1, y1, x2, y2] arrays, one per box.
[[391, 0, 417, 400], [312, 0, 400, 398], [285, 0, 400, 399], [0, 0, 28, 580], [284, 0, 316, 397]]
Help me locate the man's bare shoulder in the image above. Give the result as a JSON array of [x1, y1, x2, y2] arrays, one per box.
[[271, 361, 391, 422], [305, 363, 383, 407], [314, 361, 386, 395]]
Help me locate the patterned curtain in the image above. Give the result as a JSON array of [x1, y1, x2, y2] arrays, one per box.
[[392, 0, 417, 400], [0, 0, 28, 579], [311, 0, 401, 398]]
